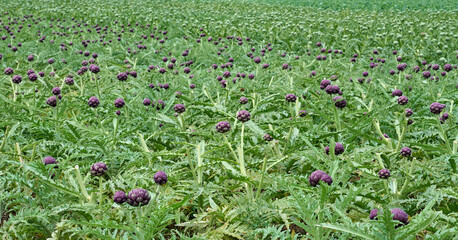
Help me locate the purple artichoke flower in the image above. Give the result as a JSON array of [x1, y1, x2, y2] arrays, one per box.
[[113, 191, 127, 204], [369, 209, 378, 220], [48, 58, 55, 64], [400, 147, 412, 157], [12, 75, 22, 84], [65, 77, 74, 85], [362, 71, 369, 77], [429, 102, 445, 114], [443, 64, 452, 72], [90, 162, 107, 176], [52, 87, 61, 95], [173, 104, 186, 113], [29, 73, 38, 81], [391, 208, 409, 224], [156, 100, 165, 110], [236, 110, 251, 122], [263, 134, 273, 141], [239, 97, 248, 104], [46, 96, 57, 107], [89, 64, 100, 74], [397, 96, 408, 105], [285, 94, 297, 102], [325, 142, 344, 155], [88, 96, 100, 108], [405, 108, 413, 117], [143, 98, 151, 106], [114, 98, 125, 108], [309, 170, 332, 187], [127, 188, 151, 206], [378, 169, 390, 179], [333, 96, 347, 109], [299, 110, 307, 117], [43, 156, 57, 165], [392, 89, 403, 97], [320, 79, 331, 90], [325, 85, 340, 95], [422, 71, 431, 79], [117, 72, 128, 81], [154, 171, 168, 185], [216, 121, 231, 133]]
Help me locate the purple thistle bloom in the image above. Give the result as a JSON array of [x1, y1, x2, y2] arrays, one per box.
[[236, 110, 251, 122], [443, 64, 452, 72], [114, 98, 125, 108], [90, 162, 107, 176], [89, 64, 100, 74], [29, 73, 38, 81], [370, 209, 378, 220], [400, 147, 412, 157], [88, 96, 100, 108], [325, 85, 340, 95], [299, 110, 307, 117], [309, 170, 332, 187], [422, 71, 431, 79], [143, 98, 151, 106], [113, 191, 127, 204], [239, 97, 248, 104], [378, 169, 390, 179], [65, 77, 74, 85], [52, 87, 61, 95], [46, 96, 57, 107], [154, 171, 168, 185], [263, 134, 273, 141], [43, 156, 57, 165], [48, 58, 55, 64], [405, 108, 413, 117], [12, 75, 22, 84], [333, 96, 347, 109], [391, 208, 409, 225], [397, 96, 408, 105], [285, 94, 297, 102], [116, 72, 128, 81], [325, 142, 345, 155], [392, 89, 403, 97], [216, 121, 231, 133], [429, 102, 445, 114], [173, 104, 186, 113], [320, 79, 331, 90], [432, 64, 439, 71], [362, 71, 369, 77], [127, 188, 151, 206], [156, 100, 165, 110]]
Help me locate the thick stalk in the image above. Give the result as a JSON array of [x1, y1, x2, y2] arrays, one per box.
[[255, 157, 268, 199], [223, 134, 239, 162], [398, 158, 415, 198], [98, 177, 103, 204], [75, 166, 91, 202], [436, 117, 452, 154]]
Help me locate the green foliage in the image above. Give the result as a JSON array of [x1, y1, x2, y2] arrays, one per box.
[[0, 0, 457, 239]]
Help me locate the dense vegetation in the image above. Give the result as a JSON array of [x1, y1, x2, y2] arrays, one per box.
[[0, 0, 457, 239]]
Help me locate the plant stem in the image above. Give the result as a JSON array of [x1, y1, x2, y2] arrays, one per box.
[[398, 158, 415, 198], [223, 134, 238, 162], [75, 165, 91, 202], [255, 157, 268, 199], [395, 118, 407, 152], [436, 117, 452, 154], [98, 177, 103, 204]]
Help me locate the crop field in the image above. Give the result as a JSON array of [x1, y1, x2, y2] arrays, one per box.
[[0, 0, 457, 239]]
